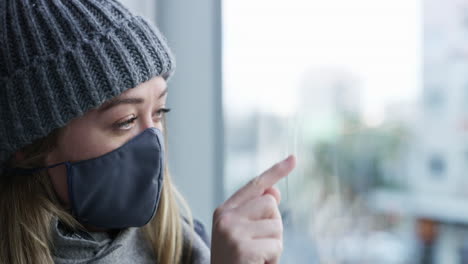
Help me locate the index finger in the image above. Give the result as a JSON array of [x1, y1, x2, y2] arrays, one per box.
[[224, 155, 296, 209]]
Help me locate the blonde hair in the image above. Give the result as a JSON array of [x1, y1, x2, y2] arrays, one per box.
[[0, 120, 194, 263]]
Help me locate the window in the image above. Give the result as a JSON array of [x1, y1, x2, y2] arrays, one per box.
[[223, 0, 429, 263]]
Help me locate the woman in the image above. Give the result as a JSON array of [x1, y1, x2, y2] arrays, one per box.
[[0, 0, 296, 263]]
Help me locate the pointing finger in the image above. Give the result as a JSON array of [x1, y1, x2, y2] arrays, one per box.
[[224, 155, 295, 209]]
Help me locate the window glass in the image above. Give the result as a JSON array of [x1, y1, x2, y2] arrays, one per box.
[[221, 0, 468, 263]]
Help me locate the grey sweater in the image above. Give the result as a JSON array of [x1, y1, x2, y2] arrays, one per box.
[[51, 218, 211, 264]]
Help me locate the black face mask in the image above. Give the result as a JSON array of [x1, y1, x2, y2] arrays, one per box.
[[8, 127, 165, 229]]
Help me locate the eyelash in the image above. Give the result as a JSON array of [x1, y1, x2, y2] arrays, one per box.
[[115, 108, 171, 129]]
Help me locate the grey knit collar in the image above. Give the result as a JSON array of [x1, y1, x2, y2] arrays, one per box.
[[51, 217, 210, 264]]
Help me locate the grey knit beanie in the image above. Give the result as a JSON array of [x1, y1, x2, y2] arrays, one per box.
[[0, 0, 176, 172]]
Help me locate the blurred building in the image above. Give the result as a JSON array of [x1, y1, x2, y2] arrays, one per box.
[[373, 1, 468, 263], [408, 0, 468, 199]]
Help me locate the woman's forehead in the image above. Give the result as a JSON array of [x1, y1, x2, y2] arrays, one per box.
[[120, 76, 167, 96]]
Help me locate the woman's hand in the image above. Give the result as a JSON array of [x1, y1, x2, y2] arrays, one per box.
[[211, 155, 296, 264]]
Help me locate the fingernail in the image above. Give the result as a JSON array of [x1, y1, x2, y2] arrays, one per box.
[[281, 155, 291, 165], [283, 155, 296, 168]]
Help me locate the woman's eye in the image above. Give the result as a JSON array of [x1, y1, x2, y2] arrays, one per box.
[[115, 115, 138, 130], [154, 108, 171, 119], [112, 109, 170, 132]]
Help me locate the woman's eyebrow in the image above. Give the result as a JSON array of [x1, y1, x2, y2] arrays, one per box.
[[98, 88, 168, 113], [98, 97, 144, 113], [158, 87, 168, 99]]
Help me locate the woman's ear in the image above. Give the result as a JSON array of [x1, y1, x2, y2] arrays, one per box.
[[45, 148, 61, 166]]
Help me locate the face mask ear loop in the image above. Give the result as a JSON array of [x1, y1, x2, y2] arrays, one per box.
[[64, 161, 78, 218], [4, 160, 69, 175]]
